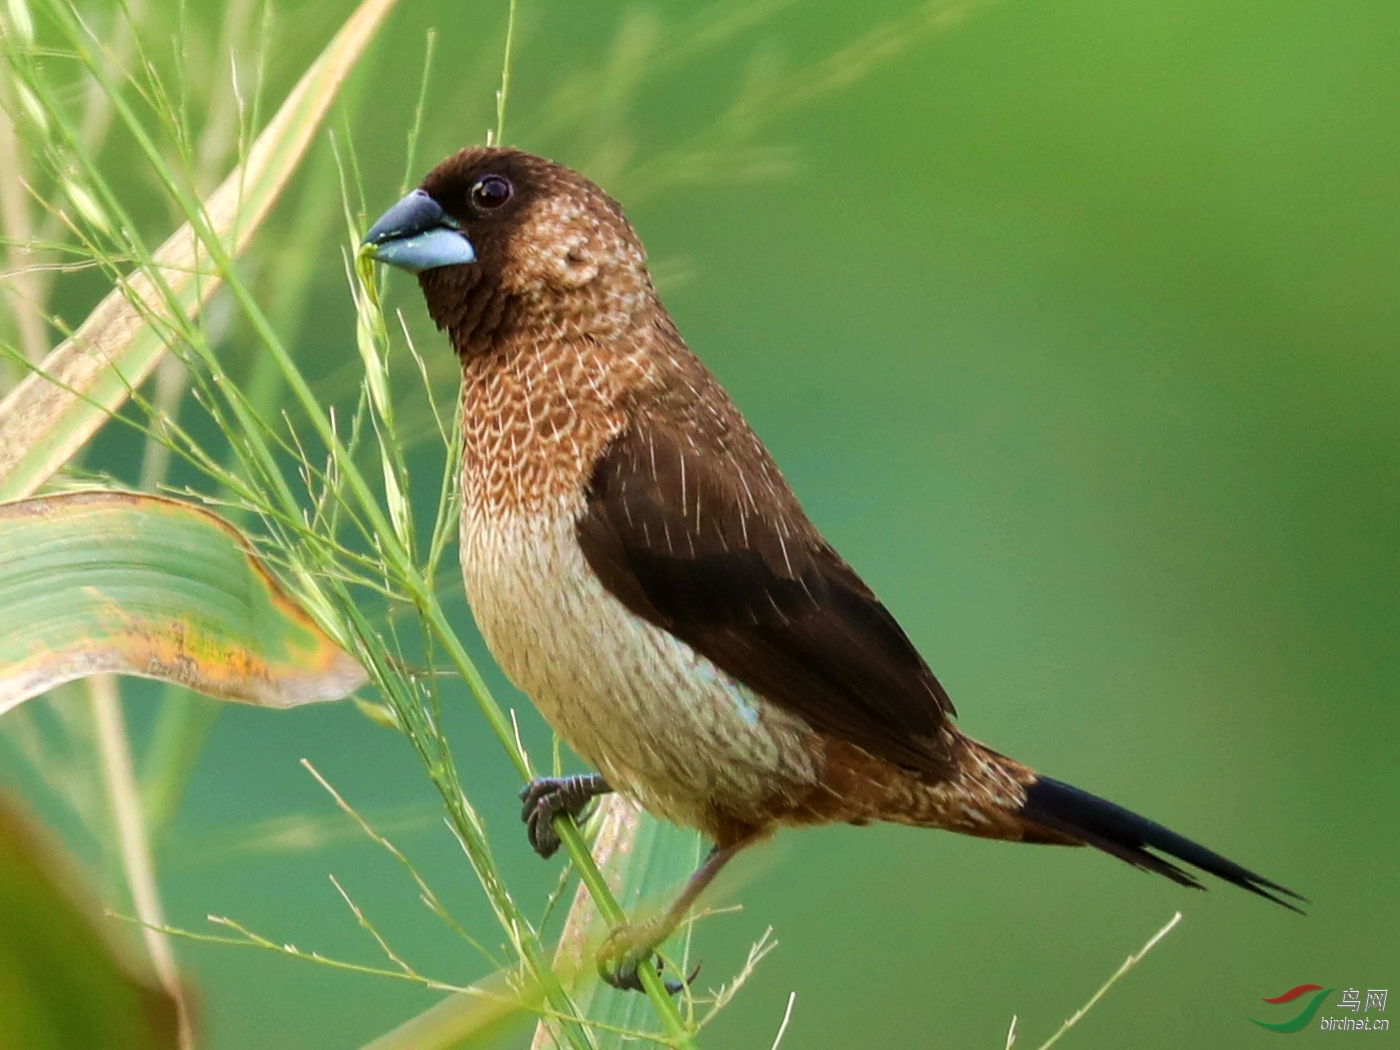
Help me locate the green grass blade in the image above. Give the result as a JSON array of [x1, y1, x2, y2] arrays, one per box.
[[0, 0, 399, 502], [358, 968, 542, 1050], [530, 800, 704, 1048], [0, 490, 365, 712], [368, 800, 703, 1050]]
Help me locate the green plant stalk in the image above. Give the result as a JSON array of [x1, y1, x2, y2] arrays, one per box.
[[43, 2, 695, 1039], [399, 28, 437, 195], [0, 0, 395, 505], [80, 73, 678, 1050], [182, 117, 689, 1041], [358, 968, 535, 1050], [90, 674, 193, 1049], [21, 23, 600, 1050], [0, 3, 994, 1041], [417, 603, 696, 1044], [494, 0, 519, 144], [1, 27, 218, 1025], [141, 60, 377, 841]]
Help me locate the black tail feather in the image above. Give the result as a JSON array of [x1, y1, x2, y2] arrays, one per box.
[[1021, 776, 1306, 913]]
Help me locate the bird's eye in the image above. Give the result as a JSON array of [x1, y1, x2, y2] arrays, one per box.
[[470, 174, 513, 210]]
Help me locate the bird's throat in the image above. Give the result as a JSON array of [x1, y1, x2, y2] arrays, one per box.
[[456, 332, 654, 517]]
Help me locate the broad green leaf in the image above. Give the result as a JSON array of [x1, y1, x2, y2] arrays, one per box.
[[0, 791, 180, 1050], [359, 968, 541, 1050], [0, 0, 399, 502], [532, 799, 704, 1048], [0, 491, 365, 713], [362, 799, 703, 1050]]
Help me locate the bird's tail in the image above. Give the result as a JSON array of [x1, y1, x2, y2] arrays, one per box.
[[1016, 774, 1306, 912]]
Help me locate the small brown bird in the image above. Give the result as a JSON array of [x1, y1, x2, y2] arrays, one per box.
[[363, 147, 1301, 990]]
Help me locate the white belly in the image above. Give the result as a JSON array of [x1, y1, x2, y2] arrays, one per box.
[[458, 498, 819, 829]]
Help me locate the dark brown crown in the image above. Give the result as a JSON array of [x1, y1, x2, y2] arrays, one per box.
[[412, 148, 652, 355]]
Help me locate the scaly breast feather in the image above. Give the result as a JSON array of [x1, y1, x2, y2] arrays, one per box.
[[458, 500, 819, 828]]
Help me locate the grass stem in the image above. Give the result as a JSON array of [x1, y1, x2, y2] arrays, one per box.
[[1033, 912, 1182, 1050], [89, 675, 193, 1050], [493, 0, 519, 145]]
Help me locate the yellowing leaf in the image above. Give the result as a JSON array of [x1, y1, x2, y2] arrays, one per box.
[[0, 0, 399, 502], [0, 491, 365, 713]]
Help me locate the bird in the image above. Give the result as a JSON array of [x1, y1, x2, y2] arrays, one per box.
[[362, 146, 1303, 991]]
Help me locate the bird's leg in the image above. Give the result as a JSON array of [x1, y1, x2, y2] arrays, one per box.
[[519, 774, 612, 859], [598, 840, 746, 994]]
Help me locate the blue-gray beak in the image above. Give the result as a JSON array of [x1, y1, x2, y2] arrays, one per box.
[[362, 189, 476, 273]]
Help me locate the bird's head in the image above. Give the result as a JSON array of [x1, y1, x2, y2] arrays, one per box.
[[362, 147, 654, 352]]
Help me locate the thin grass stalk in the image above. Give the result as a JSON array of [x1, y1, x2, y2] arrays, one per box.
[[91, 64, 697, 1018], [0, 0, 398, 502], [140, 57, 379, 843], [30, 6, 683, 1036], [490, 0, 519, 146], [1033, 912, 1183, 1050], [0, 81, 47, 369], [89, 674, 193, 1048], [4, 7, 601, 1041], [2, 1, 974, 1042], [0, 0, 153, 382]]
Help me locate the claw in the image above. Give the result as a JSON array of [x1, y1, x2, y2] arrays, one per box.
[[598, 951, 661, 993], [518, 779, 551, 820], [596, 921, 699, 995], [526, 798, 562, 859], [517, 775, 610, 860], [597, 944, 699, 995]]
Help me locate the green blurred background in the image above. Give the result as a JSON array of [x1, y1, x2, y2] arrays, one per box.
[[10, 0, 1400, 1046]]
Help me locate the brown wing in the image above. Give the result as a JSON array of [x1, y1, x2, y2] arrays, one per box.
[[576, 407, 957, 778]]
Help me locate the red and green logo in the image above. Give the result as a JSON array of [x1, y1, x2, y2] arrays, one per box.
[[1250, 984, 1334, 1033]]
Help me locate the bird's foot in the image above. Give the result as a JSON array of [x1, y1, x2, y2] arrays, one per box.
[[597, 919, 698, 995], [519, 774, 609, 859]]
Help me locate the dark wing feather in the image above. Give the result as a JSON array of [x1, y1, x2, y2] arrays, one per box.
[[576, 407, 957, 778]]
